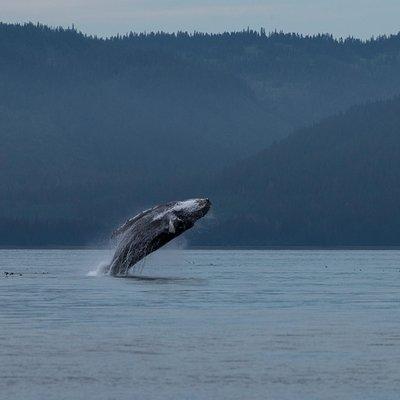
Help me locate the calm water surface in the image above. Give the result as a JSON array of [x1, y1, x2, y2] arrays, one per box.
[[1, 249, 400, 400]]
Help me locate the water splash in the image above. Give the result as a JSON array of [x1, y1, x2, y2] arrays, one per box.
[[87, 261, 110, 277]]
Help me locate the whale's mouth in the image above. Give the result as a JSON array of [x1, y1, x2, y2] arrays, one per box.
[[199, 198, 211, 209], [197, 198, 211, 218], [183, 198, 211, 219]]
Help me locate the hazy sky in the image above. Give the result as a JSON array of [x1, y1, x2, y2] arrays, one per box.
[[2, 0, 400, 38]]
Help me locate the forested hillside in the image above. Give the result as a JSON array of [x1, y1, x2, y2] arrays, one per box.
[[2, 23, 400, 245], [206, 97, 400, 246]]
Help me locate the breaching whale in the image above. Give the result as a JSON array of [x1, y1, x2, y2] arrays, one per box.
[[107, 198, 211, 276]]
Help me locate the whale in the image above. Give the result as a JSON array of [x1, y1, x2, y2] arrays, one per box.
[[107, 198, 211, 276]]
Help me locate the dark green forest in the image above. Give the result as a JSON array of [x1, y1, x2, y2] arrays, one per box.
[[2, 23, 400, 246], [206, 97, 400, 246]]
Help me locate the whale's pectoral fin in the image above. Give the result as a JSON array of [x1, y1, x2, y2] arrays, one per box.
[[168, 215, 183, 233], [168, 218, 175, 233]]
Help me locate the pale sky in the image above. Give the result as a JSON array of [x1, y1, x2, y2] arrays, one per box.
[[1, 0, 400, 38]]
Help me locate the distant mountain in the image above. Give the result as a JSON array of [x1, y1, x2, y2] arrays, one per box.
[[205, 97, 400, 246], [2, 23, 400, 245]]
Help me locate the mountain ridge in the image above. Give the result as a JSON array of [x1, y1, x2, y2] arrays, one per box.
[[2, 23, 400, 245], [203, 96, 400, 246]]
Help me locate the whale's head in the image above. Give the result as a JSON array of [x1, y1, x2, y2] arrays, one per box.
[[156, 198, 211, 235], [172, 198, 211, 221]]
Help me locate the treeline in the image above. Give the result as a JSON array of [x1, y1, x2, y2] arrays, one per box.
[[205, 96, 400, 246], [0, 218, 104, 247], [1, 23, 400, 245]]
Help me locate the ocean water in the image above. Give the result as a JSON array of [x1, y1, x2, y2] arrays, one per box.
[[1, 249, 400, 400]]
